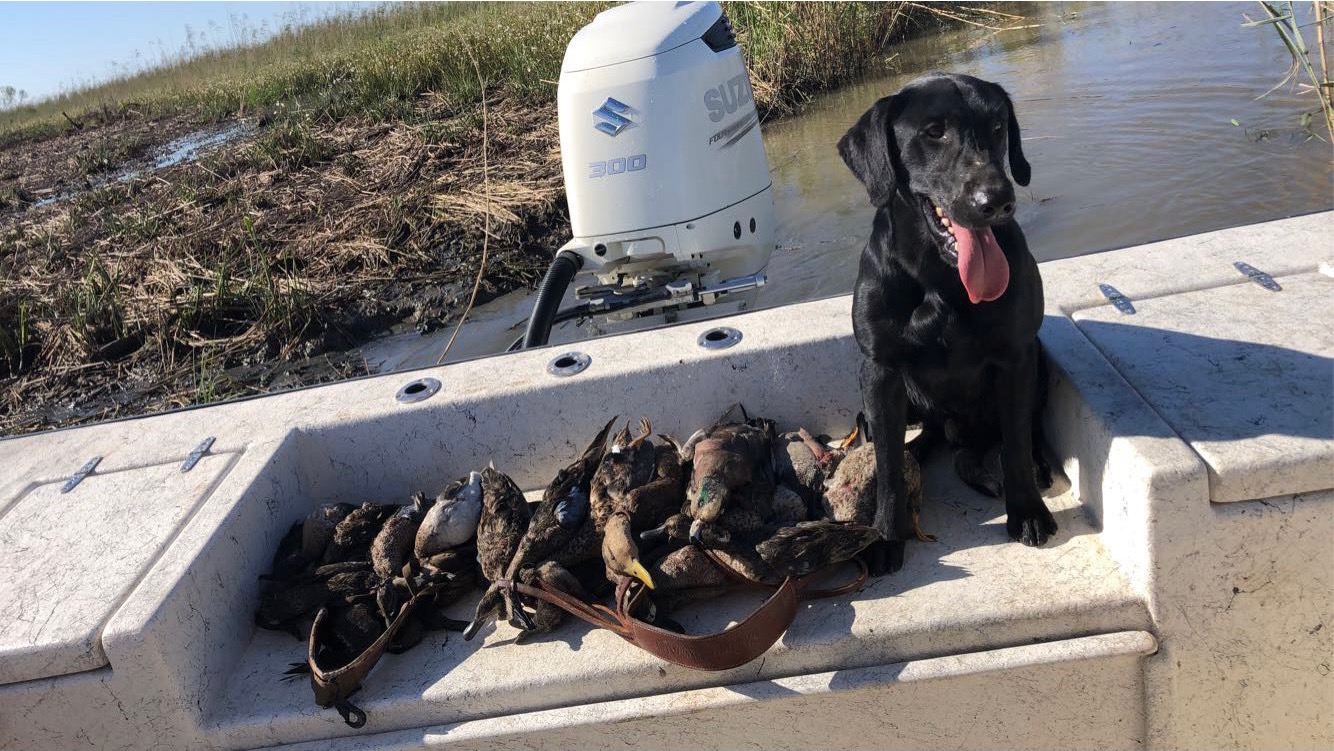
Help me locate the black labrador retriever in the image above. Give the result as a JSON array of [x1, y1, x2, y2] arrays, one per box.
[[838, 72, 1056, 575]]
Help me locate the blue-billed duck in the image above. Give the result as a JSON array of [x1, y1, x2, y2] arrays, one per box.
[[494, 416, 617, 632]]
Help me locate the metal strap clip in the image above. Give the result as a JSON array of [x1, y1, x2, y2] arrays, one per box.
[[62, 457, 102, 494], [181, 436, 216, 473], [1234, 261, 1281, 291], [1098, 283, 1135, 315]]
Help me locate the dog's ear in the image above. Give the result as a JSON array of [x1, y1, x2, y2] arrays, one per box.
[[993, 85, 1030, 187], [838, 95, 898, 207]]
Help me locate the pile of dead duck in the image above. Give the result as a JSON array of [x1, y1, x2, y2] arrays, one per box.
[[256, 404, 926, 727]]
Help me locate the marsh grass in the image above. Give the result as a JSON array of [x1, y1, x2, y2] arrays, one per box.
[[1246, 1, 1334, 138], [0, 1, 977, 143], [0, 2, 601, 147]]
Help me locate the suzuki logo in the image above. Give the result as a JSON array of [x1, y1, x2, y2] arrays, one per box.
[[704, 73, 753, 123], [593, 98, 638, 137]]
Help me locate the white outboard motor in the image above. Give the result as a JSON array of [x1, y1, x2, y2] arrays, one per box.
[[522, 1, 775, 347]]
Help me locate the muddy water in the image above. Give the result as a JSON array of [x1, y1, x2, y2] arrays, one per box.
[[33, 123, 251, 208], [367, 1, 1333, 371], [760, 0, 1333, 307]]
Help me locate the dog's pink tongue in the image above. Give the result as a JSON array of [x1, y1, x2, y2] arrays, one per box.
[[954, 224, 1010, 304]]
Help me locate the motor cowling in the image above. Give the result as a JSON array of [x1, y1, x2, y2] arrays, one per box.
[[556, 1, 775, 306]]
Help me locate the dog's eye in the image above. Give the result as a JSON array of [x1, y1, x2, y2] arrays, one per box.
[[924, 123, 946, 140], [993, 123, 1004, 135]]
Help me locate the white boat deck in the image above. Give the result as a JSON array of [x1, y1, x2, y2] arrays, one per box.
[[209, 462, 1145, 749], [0, 211, 1330, 750]]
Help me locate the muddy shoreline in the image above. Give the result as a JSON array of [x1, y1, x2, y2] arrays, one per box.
[[1, 91, 568, 434]]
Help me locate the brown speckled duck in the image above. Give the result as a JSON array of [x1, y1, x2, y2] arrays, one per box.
[[463, 465, 533, 641], [755, 520, 882, 579], [302, 503, 356, 562], [772, 430, 829, 514], [823, 442, 932, 542], [682, 405, 777, 544], [642, 545, 734, 613], [323, 502, 398, 564], [371, 494, 434, 623], [371, 494, 431, 582]]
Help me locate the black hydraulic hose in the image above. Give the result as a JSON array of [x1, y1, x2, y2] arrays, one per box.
[[522, 250, 583, 349]]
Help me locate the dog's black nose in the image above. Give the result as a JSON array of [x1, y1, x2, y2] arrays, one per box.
[[969, 188, 1016, 222]]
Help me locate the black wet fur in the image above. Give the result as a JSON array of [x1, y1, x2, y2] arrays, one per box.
[[839, 72, 1058, 571]]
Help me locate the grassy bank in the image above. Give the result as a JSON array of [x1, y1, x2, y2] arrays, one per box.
[[1, 2, 964, 144], [0, 2, 1002, 435]]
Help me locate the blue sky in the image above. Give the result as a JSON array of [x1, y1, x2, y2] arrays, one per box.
[[0, 2, 385, 103]]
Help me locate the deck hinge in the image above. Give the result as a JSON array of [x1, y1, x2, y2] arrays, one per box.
[[1097, 283, 1135, 315], [181, 436, 216, 473], [61, 457, 102, 494], [1234, 261, 1282, 291]]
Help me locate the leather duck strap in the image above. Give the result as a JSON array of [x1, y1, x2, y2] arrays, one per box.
[[307, 567, 444, 728], [499, 556, 867, 672]]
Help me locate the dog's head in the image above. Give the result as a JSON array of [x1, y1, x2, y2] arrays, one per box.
[[838, 73, 1030, 301]]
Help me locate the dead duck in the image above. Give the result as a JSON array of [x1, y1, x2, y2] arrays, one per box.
[[268, 521, 309, 581], [595, 420, 686, 532], [414, 471, 484, 558], [371, 494, 434, 623], [416, 547, 480, 632], [772, 430, 830, 514], [462, 465, 533, 641], [682, 405, 777, 544], [302, 503, 356, 562], [256, 563, 379, 637], [512, 561, 596, 644], [601, 511, 657, 590], [372, 494, 431, 582], [823, 442, 932, 542], [323, 502, 398, 564], [756, 520, 882, 579], [697, 518, 881, 586], [311, 601, 384, 670], [589, 418, 658, 528], [773, 420, 865, 513], [595, 419, 686, 587], [490, 417, 617, 632], [770, 484, 808, 525], [640, 512, 732, 550], [641, 545, 735, 614]]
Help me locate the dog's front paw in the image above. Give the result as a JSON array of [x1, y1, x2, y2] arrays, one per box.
[[863, 539, 906, 576], [1007, 502, 1057, 546]]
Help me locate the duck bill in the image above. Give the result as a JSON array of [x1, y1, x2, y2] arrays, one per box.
[[625, 559, 656, 590], [463, 587, 501, 641], [688, 518, 707, 546], [461, 616, 486, 642]]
